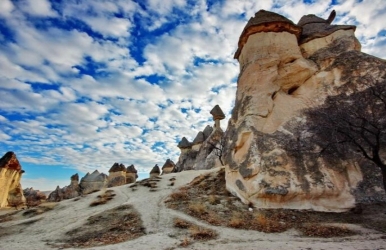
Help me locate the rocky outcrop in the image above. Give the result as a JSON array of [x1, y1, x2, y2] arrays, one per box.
[[224, 9, 385, 212], [0, 152, 25, 208], [47, 173, 80, 202], [24, 188, 46, 207], [161, 159, 176, 175], [126, 164, 138, 184], [107, 163, 127, 187], [80, 170, 108, 194], [149, 164, 160, 178], [175, 105, 226, 172]]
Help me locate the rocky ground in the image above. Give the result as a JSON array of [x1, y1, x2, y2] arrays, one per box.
[[0, 167, 385, 250]]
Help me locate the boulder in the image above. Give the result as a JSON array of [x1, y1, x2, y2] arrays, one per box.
[[0, 152, 25, 208], [223, 9, 384, 212], [161, 159, 176, 175], [80, 170, 108, 194], [149, 164, 160, 178]]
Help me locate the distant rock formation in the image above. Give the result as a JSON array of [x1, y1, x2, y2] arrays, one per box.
[[108, 163, 127, 187], [175, 105, 225, 171], [23, 188, 46, 207], [80, 170, 108, 195], [126, 164, 138, 184], [149, 164, 160, 178], [224, 9, 384, 212], [161, 159, 176, 175], [47, 173, 80, 202], [0, 152, 25, 208]]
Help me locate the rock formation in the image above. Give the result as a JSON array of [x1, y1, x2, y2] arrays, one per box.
[[47, 173, 80, 202], [223, 9, 385, 212], [126, 164, 138, 184], [23, 187, 46, 207], [175, 105, 226, 171], [149, 164, 160, 178], [161, 159, 176, 175], [0, 152, 25, 208], [107, 163, 127, 187], [79, 170, 108, 194]]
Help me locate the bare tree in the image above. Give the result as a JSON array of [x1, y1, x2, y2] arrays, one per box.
[[208, 137, 225, 166], [299, 80, 386, 194]]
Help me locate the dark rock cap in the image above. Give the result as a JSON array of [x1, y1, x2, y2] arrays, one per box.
[[178, 137, 192, 149], [126, 164, 137, 173], [162, 159, 176, 170], [109, 162, 126, 172], [234, 9, 302, 59], [203, 125, 213, 139], [0, 151, 22, 171], [298, 10, 356, 44], [192, 131, 205, 145], [71, 173, 79, 181], [150, 164, 161, 174], [210, 105, 225, 120]]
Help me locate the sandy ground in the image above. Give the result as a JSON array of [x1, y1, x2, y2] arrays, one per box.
[[0, 167, 385, 250]]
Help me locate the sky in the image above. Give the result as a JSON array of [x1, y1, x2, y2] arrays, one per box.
[[0, 0, 385, 191]]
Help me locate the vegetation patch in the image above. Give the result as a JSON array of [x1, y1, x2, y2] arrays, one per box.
[[0, 211, 18, 223], [55, 204, 145, 248], [23, 204, 56, 218], [165, 168, 386, 236], [89, 190, 116, 207]]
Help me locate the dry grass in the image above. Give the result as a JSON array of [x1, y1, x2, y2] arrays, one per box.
[[165, 168, 363, 237], [179, 237, 191, 247], [173, 218, 192, 229], [299, 224, 355, 237], [54, 204, 145, 248], [23, 204, 56, 218], [89, 190, 116, 207], [0, 211, 18, 223], [189, 225, 218, 240]]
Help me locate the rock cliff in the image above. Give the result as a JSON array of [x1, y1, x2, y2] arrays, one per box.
[[47, 173, 80, 202], [79, 170, 108, 195], [0, 152, 25, 208], [224, 10, 385, 212]]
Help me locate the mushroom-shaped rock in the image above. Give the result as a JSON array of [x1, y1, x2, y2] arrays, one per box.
[[109, 162, 126, 172], [126, 164, 138, 184], [71, 173, 79, 182], [150, 164, 161, 178], [162, 159, 176, 175], [297, 10, 356, 44], [192, 131, 205, 145], [210, 105, 225, 121], [203, 125, 213, 139], [234, 9, 302, 59], [177, 137, 192, 149]]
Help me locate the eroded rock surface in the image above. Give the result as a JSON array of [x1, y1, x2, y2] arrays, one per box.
[[47, 173, 80, 202], [0, 152, 25, 208], [161, 159, 176, 175], [224, 10, 385, 212], [149, 164, 161, 178], [80, 170, 108, 194]]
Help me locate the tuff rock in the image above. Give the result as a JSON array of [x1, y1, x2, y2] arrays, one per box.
[[107, 163, 127, 187], [175, 105, 225, 172], [0, 152, 25, 208], [223, 9, 385, 212], [47, 173, 80, 202], [126, 164, 138, 184], [161, 159, 176, 175], [79, 170, 108, 194], [149, 164, 161, 178]]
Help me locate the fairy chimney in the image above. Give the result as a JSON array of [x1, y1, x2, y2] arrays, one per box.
[[210, 105, 225, 129]]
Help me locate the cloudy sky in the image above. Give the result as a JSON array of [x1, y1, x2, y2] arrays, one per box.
[[0, 0, 385, 191]]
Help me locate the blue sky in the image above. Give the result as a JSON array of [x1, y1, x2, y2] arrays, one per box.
[[0, 0, 385, 191]]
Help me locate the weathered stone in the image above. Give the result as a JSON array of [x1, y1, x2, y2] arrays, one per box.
[[161, 159, 176, 175], [210, 105, 225, 121], [47, 173, 80, 202], [109, 162, 126, 172], [192, 132, 205, 145], [234, 9, 302, 59], [108, 163, 128, 187], [80, 170, 108, 194], [203, 125, 214, 139], [0, 152, 25, 208], [177, 137, 191, 149], [224, 10, 385, 212], [150, 164, 161, 178], [126, 164, 138, 184]]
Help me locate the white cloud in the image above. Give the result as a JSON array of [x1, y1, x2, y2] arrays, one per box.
[[20, 0, 57, 17], [0, 0, 14, 17]]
